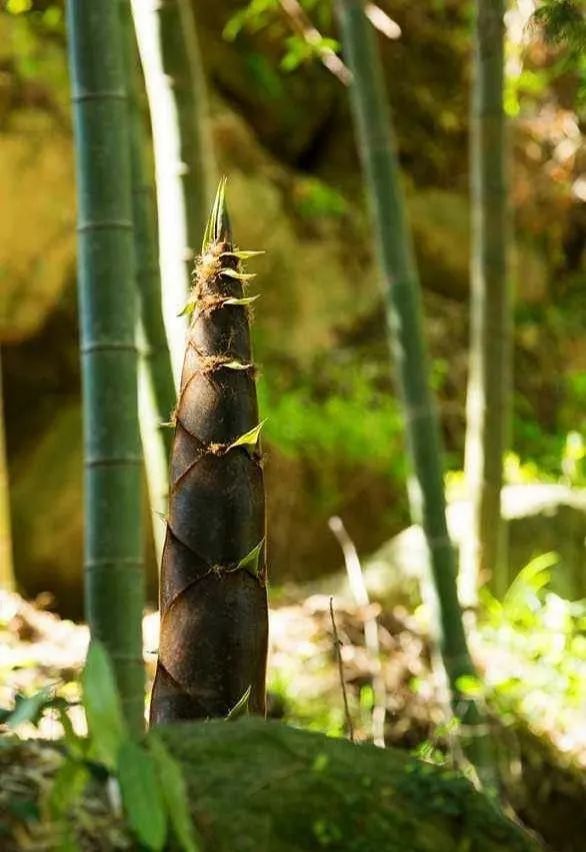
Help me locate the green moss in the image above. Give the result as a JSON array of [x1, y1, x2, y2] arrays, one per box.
[[158, 718, 541, 852]]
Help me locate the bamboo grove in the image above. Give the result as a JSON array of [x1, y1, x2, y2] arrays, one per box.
[[60, 0, 515, 786], [335, 0, 496, 784]]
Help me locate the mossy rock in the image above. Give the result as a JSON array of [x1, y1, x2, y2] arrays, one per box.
[[157, 718, 540, 851], [0, 719, 542, 851]]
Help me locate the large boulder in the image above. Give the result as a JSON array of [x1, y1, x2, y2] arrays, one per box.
[[0, 719, 541, 851]]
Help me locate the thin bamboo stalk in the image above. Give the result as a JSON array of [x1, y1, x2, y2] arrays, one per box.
[[0, 351, 15, 592], [150, 184, 268, 725], [131, 0, 215, 383], [335, 0, 496, 785], [120, 0, 176, 565], [462, 0, 509, 606], [66, 0, 145, 733]]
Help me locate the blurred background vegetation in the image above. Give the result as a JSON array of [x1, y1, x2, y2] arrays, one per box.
[[0, 0, 584, 615], [1, 2, 585, 849]]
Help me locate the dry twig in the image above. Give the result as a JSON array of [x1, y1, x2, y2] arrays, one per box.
[[329, 596, 354, 742]]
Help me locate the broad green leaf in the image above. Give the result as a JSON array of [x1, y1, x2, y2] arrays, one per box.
[[117, 740, 167, 851], [221, 250, 265, 260], [46, 758, 89, 821], [148, 735, 201, 852], [6, 687, 53, 729], [221, 268, 257, 283], [82, 642, 127, 770], [225, 685, 251, 720], [228, 419, 266, 450], [224, 295, 260, 307], [236, 539, 264, 578]]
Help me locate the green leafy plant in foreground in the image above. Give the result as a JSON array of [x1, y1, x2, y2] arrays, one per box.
[[481, 553, 586, 738], [1, 642, 200, 852]]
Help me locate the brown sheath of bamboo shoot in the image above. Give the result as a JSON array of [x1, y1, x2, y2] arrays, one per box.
[[150, 192, 268, 724]]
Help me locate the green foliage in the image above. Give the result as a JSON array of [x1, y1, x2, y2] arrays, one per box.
[[280, 33, 340, 73], [2, 1, 67, 116], [148, 735, 201, 852], [2, 685, 56, 729], [1, 641, 200, 851], [258, 361, 405, 479], [117, 739, 167, 850], [82, 642, 127, 771], [562, 430, 586, 486], [223, 0, 340, 73], [481, 554, 586, 738], [291, 177, 348, 219], [532, 0, 586, 50], [236, 539, 265, 578]]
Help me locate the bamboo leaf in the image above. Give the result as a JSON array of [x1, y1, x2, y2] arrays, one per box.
[[222, 360, 253, 371], [455, 675, 483, 698], [57, 705, 87, 760], [221, 250, 265, 260], [46, 759, 89, 821], [225, 685, 251, 720], [221, 268, 257, 282], [202, 176, 228, 251], [177, 301, 196, 317], [6, 687, 54, 729], [82, 641, 127, 770], [148, 735, 201, 852], [224, 295, 260, 307], [236, 539, 264, 578], [117, 740, 167, 851], [228, 419, 266, 450]]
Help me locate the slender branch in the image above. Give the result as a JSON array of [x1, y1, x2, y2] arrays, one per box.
[[364, 3, 401, 40], [278, 0, 352, 85], [328, 516, 385, 746], [329, 596, 355, 742]]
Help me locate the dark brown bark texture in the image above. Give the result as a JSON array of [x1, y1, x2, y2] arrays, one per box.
[[150, 212, 268, 725]]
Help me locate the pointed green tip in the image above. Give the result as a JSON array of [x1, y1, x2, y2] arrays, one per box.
[[202, 176, 231, 251]]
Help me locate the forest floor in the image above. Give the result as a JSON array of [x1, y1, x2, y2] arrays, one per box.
[[1, 589, 586, 851], [1, 588, 584, 761]]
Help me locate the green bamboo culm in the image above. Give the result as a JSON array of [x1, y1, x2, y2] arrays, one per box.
[[335, 0, 496, 786], [0, 350, 15, 592], [461, 0, 509, 607], [66, 0, 145, 733], [119, 0, 176, 565], [150, 182, 269, 725], [131, 0, 215, 383]]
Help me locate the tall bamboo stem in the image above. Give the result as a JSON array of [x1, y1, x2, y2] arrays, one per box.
[[120, 0, 176, 565], [0, 351, 15, 592], [131, 0, 215, 383], [462, 0, 509, 606], [336, 0, 495, 784], [66, 0, 145, 732]]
